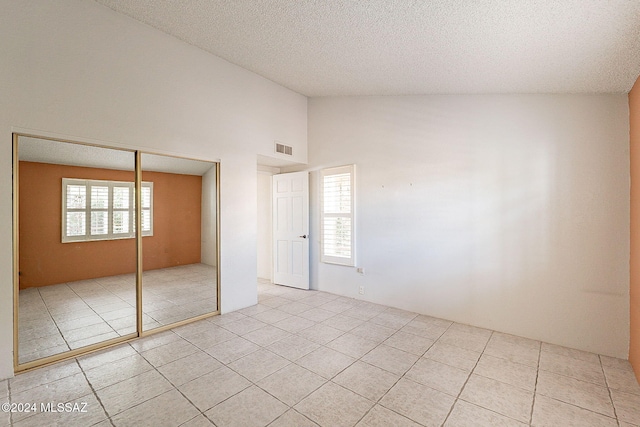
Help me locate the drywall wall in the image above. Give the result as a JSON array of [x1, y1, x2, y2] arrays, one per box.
[[630, 75, 640, 381], [201, 165, 217, 267], [257, 170, 273, 279], [0, 0, 307, 379], [300, 95, 630, 358]]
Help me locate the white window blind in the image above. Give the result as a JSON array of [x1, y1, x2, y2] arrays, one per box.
[[320, 165, 355, 266], [62, 178, 153, 243]]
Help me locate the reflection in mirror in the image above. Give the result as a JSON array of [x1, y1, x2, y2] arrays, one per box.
[[141, 153, 218, 331], [17, 136, 137, 364]]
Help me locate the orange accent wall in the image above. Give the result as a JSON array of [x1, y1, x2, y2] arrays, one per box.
[[630, 74, 640, 383], [19, 161, 202, 288]]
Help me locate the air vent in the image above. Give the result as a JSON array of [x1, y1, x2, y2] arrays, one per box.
[[275, 142, 293, 156]]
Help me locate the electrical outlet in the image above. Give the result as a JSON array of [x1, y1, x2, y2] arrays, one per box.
[[359, 285, 365, 295]]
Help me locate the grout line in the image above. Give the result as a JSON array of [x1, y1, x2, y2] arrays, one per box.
[[440, 328, 493, 426], [76, 358, 115, 427], [528, 340, 542, 426], [599, 354, 622, 427]]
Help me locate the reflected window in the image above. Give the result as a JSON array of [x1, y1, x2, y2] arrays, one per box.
[[62, 178, 154, 242]]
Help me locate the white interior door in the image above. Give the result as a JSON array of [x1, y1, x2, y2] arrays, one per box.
[[273, 171, 309, 289]]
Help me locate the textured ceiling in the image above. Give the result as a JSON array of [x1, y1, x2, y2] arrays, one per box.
[[92, 0, 640, 96]]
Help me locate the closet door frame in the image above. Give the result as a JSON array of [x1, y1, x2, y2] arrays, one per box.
[[12, 132, 221, 373]]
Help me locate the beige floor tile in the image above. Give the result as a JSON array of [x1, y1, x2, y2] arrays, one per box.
[[539, 351, 606, 387], [11, 372, 93, 423], [12, 393, 108, 427], [297, 323, 345, 344], [355, 404, 421, 427], [360, 344, 419, 376], [97, 370, 173, 417], [267, 335, 320, 361], [206, 386, 287, 427], [349, 323, 396, 344], [400, 317, 450, 340], [369, 310, 416, 330], [474, 354, 537, 391], [257, 363, 326, 406], [260, 296, 291, 308], [603, 364, 640, 395], [175, 325, 237, 350], [424, 341, 480, 371], [326, 333, 379, 358], [111, 389, 199, 427], [333, 361, 400, 401], [10, 359, 82, 394], [445, 400, 527, 427], [541, 343, 600, 364], [438, 328, 490, 353], [238, 303, 272, 316], [84, 353, 154, 390], [157, 351, 223, 387], [405, 358, 470, 396], [252, 309, 293, 324], [321, 314, 365, 332], [295, 382, 374, 427], [205, 336, 260, 364], [459, 374, 533, 423], [220, 316, 268, 335], [483, 335, 540, 368], [272, 315, 316, 333], [610, 389, 640, 425], [139, 338, 200, 367], [296, 346, 356, 379], [268, 409, 319, 427], [380, 378, 455, 426], [178, 366, 251, 412], [383, 330, 434, 356], [600, 355, 634, 370], [277, 301, 315, 316], [298, 307, 337, 323], [243, 325, 291, 347], [532, 394, 618, 427], [228, 349, 290, 382], [129, 331, 182, 353], [178, 414, 215, 427], [536, 370, 615, 417]]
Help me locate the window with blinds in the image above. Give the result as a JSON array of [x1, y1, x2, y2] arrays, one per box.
[[62, 178, 153, 242], [320, 165, 355, 266]]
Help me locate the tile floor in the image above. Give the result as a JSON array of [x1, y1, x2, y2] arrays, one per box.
[[18, 263, 217, 364], [3, 279, 639, 426]]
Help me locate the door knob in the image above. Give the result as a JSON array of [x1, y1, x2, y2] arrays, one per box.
[[299, 234, 308, 239]]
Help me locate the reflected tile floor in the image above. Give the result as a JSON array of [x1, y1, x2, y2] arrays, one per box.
[[3, 279, 639, 427], [18, 263, 217, 364]]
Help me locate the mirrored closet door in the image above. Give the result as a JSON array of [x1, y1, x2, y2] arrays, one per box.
[[140, 153, 218, 332], [16, 136, 137, 365], [14, 135, 219, 369]]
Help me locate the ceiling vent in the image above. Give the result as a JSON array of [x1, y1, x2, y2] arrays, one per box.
[[275, 142, 293, 156]]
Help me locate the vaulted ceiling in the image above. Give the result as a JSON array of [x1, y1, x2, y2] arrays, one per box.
[[93, 0, 640, 97]]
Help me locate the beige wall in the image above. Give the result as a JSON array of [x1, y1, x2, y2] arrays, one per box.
[[630, 75, 640, 382]]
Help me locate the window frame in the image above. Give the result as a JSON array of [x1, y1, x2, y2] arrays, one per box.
[[320, 164, 356, 266], [61, 178, 153, 243]]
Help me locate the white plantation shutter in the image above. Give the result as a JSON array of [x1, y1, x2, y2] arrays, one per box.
[[321, 165, 355, 266], [62, 178, 153, 242]]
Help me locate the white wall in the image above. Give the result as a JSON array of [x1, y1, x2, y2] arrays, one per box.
[[0, 0, 307, 379], [201, 165, 217, 267], [299, 95, 630, 358], [257, 167, 279, 280]]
